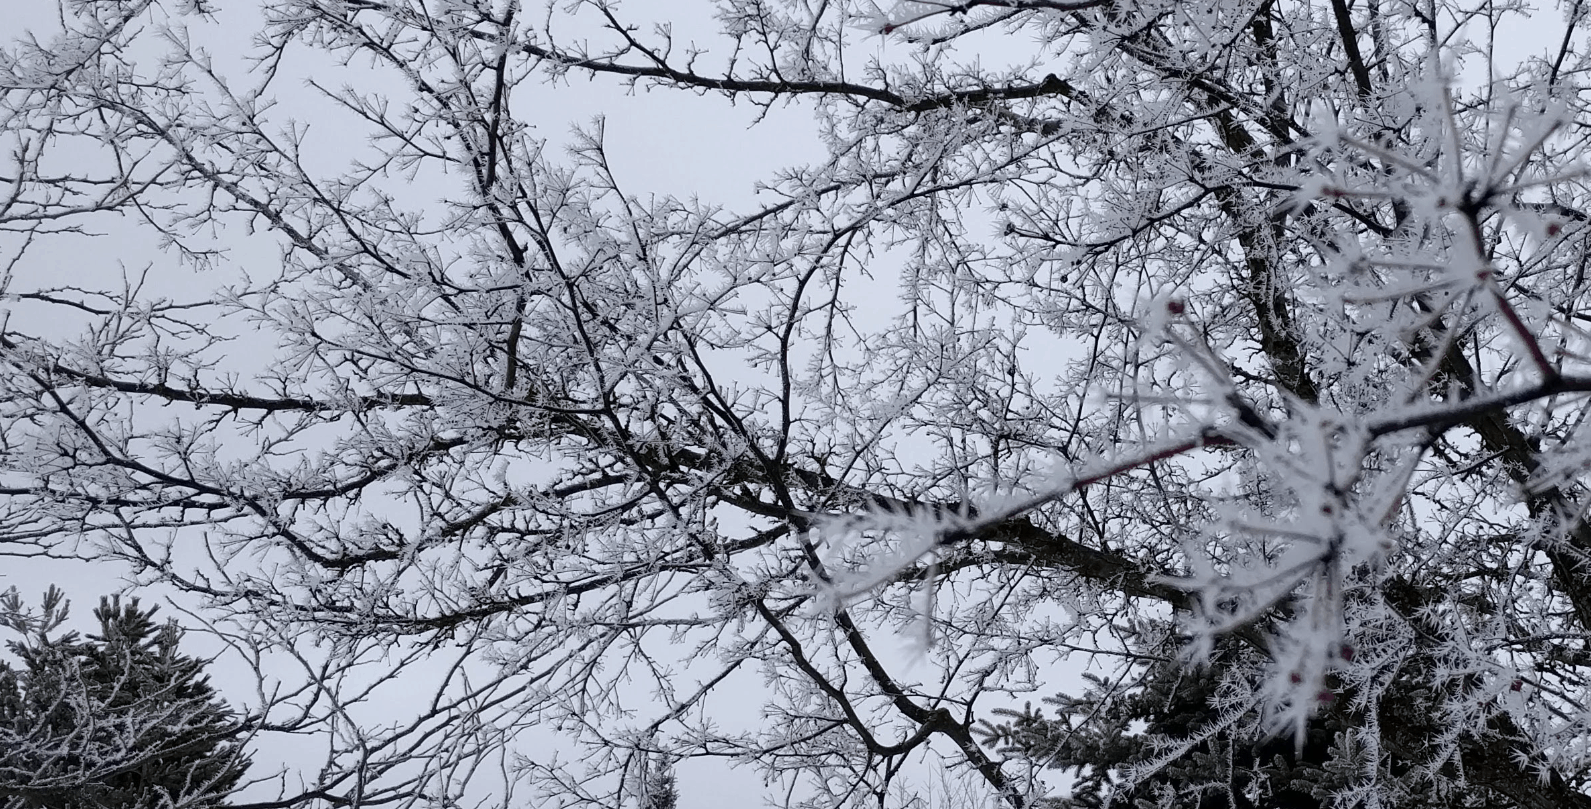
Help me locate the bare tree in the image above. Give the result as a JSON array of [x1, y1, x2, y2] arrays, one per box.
[[2, 0, 1591, 807]]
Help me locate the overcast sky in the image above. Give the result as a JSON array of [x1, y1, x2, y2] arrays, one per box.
[[6, 3, 1571, 808], [0, 3, 1009, 807]]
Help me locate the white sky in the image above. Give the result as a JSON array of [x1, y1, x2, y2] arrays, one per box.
[[4, 1, 1572, 808], [0, 3, 1003, 808]]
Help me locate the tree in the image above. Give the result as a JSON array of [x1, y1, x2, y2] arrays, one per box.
[[2, 0, 1591, 806], [0, 588, 251, 809], [637, 761, 676, 809]]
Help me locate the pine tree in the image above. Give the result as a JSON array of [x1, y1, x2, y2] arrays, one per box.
[[978, 625, 1524, 809], [0, 588, 250, 809], [639, 761, 677, 809]]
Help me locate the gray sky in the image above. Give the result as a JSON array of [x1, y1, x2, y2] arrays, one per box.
[[10, 2, 1567, 807], [1, 3, 1011, 807]]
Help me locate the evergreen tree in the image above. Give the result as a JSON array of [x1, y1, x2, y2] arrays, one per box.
[[0, 588, 250, 809], [979, 625, 1531, 809], [638, 760, 677, 809]]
